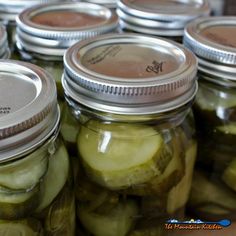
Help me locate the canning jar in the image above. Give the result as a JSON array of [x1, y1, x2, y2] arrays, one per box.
[[0, 0, 65, 51], [0, 60, 75, 235], [0, 25, 10, 59], [79, 0, 117, 9], [62, 34, 198, 235], [184, 16, 236, 221], [15, 1, 118, 98], [116, 0, 210, 42]]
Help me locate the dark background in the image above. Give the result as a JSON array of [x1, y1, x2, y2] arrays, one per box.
[[224, 0, 236, 15]]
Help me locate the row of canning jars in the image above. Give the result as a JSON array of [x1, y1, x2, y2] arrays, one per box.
[[0, 3, 235, 236]]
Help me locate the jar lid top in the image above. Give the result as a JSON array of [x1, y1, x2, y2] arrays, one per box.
[[118, 0, 210, 21], [0, 26, 10, 59], [16, 2, 118, 56], [0, 60, 59, 161], [0, 0, 65, 21], [63, 33, 197, 115], [81, 0, 117, 8], [184, 16, 236, 81]]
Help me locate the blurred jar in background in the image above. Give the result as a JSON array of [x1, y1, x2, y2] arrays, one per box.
[[0, 0, 65, 51], [15, 1, 118, 98], [208, 0, 224, 15], [15, 2, 118, 152], [0, 25, 10, 59], [116, 0, 211, 42], [62, 34, 198, 236], [79, 0, 117, 9], [0, 60, 75, 235], [184, 16, 236, 221]]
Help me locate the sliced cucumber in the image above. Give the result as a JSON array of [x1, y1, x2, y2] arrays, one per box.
[[78, 121, 170, 190], [167, 140, 197, 214], [188, 171, 236, 213], [196, 204, 231, 217], [60, 104, 79, 146], [0, 147, 48, 190], [0, 185, 40, 219], [196, 82, 236, 111], [0, 218, 43, 236], [44, 186, 75, 236], [217, 124, 236, 135], [222, 158, 236, 192], [125, 133, 184, 196], [36, 142, 69, 212], [78, 201, 138, 236]]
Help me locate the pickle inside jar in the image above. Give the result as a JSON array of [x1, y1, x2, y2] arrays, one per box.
[[78, 200, 138, 236], [36, 141, 70, 212], [0, 147, 49, 219], [77, 121, 172, 190]]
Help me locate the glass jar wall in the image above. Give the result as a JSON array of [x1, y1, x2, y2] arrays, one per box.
[[62, 34, 198, 235], [184, 16, 236, 221], [0, 60, 75, 235]]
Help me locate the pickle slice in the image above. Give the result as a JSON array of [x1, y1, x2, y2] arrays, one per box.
[[60, 104, 79, 149], [222, 158, 236, 192], [0, 218, 43, 236], [78, 121, 170, 190], [167, 141, 197, 214], [196, 82, 236, 111], [188, 171, 236, 215], [78, 201, 138, 236], [44, 186, 75, 236], [0, 185, 40, 220], [124, 133, 184, 196], [36, 143, 69, 212], [0, 147, 48, 190]]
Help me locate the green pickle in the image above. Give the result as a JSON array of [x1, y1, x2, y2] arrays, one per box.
[[76, 120, 196, 235], [0, 139, 75, 235], [62, 34, 198, 235], [183, 17, 236, 221], [188, 80, 236, 220]]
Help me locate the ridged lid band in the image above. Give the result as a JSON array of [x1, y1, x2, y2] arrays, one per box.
[[184, 16, 236, 82], [0, 60, 59, 161], [63, 34, 198, 114], [16, 2, 118, 56]]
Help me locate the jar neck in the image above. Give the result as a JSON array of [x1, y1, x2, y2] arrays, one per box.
[[65, 95, 194, 129], [199, 71, 236, 88]]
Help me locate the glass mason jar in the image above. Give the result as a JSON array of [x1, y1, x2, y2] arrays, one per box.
[[184, 16, 236, 221], [0, 60, 75, 235], [0, 0, 65, 52], [79, 0, 117, 9], [62, 34, 198, 236], [116, 0, 210, 43], [15, 1, 118, 99], [0, 25, 10, 59]]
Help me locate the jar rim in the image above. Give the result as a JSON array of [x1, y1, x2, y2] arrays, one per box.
[[63, 33, 198, 115]]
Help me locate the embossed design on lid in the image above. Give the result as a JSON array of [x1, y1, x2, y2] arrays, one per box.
[[117, 0, 210, 36], [0, 60, 59, 161], [184, 16, 236, 81], [16, 2, 118, 56], [63, 34, 197, 115]]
